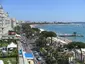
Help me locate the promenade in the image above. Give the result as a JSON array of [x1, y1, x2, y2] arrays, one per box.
[[58, 37, 72, 43], [48, 37, 72, 45], [17, 41, 24, 64], [19, 36, 38, 64]]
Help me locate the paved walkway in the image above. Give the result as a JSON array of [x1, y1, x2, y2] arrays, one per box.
[[17, 41, 24, 64], [19, 57, 24, 64]]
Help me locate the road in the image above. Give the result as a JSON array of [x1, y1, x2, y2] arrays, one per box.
[[20, 36, 38, 64], [20, 35, 46, 64], [19, 25, 46, 64], [19, 56, 24, 64], [25, 36, 46, 64]]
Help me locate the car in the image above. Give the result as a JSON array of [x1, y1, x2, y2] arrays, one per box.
[[23, 41, 26, 43], [33, 51, 37, 53], [39, 52, 44, 56], [33, 51, 39, 56], [37, 57, 42, 61], [19, 49, 22, 55]]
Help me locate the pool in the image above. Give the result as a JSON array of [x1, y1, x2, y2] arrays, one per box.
[[24, 53, 34, 59]]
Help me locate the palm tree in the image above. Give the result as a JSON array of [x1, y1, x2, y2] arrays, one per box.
[[65, 42, 85, 62]]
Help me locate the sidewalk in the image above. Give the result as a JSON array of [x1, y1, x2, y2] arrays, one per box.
[[17, 41, 24, 64]]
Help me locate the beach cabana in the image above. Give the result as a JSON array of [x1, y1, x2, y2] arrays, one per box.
[[0, 60, 4, 64], [15, 34, 21, 37], [39, 28, 44, 33], [7, 42, 17, 49]]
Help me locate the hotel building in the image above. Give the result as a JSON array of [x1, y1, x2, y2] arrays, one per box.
[[0, 5, 12, 38]]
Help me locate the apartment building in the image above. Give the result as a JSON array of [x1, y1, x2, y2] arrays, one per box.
[[11, 18, 17, 28], [0, 5, 12, 38]]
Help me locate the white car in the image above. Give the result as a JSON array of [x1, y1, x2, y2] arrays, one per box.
[[37, 57, 42, 61], [33, 51, 39, 55]]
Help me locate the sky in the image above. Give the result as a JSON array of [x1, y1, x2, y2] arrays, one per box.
[[0, 0, 85, 22]]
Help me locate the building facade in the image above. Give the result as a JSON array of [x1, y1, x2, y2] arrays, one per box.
[[75, 49, 85, 63], [0, 5, 12, 38], [11, 18, 17, 28]]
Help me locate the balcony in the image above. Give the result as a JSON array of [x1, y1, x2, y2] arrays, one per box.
[[0, 25, 6, 28], [0, 9, 4, 13], [0, 15, 6, 18]]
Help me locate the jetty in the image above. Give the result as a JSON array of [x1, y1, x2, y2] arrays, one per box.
[[58, 34, 83, 37]]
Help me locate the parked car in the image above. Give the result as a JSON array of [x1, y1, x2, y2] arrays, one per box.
[[37, 57, 42, 61], [33, 51, 39, 55], [19, 49, 22, 55]]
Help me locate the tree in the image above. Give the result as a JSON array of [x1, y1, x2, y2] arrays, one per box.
[[22, 23, 32, 38], [65, 42, 85, 62], [65, 42, 85, 49], [14, 26, 20, 34], [46, 55, 58, 64], [35, 37, 46, 47], [32, 28, 40, 36], [40, 31, 57, 44], [32, 28, 40, 32], [40, 31, 48, 38], [47, 31, 57, 44]]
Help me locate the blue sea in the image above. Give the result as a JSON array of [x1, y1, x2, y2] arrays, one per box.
[[35, 23, 85, 42]]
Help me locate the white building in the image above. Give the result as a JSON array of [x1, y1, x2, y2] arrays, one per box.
[[75, 48, 85, 63], [11, 18, 17, 28], [0, 5, 12, 38], [0, 60, 4, 64]]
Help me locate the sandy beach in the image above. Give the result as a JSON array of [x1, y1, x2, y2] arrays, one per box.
[[30, 24, 72, 44], [47, 37, 72, 45]]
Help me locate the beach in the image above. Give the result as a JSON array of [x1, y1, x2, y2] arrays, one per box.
[[38, 28, 72, 44], [30, 24, 85, 44], [30, 24, 73, 44], [35, 24, 85, 42]]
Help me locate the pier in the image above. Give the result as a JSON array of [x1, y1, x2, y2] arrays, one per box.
[[58, 34, 83, 37]]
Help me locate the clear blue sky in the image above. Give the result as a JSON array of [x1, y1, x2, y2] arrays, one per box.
[[1, 0, 85, 22]]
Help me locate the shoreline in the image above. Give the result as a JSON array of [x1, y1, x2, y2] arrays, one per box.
[[30, 24, 73, 44], [39, 28, 72, 44], [58, 37, 72, 44], [48, 37, 72, 45]]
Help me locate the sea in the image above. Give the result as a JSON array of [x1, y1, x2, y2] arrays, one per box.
[[35, 23, 85, 42]]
